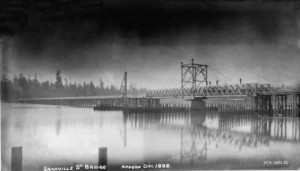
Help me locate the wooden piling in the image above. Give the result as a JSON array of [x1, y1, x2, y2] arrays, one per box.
[[12, 146, 22, 171], [285, 96, 287, 116], [98, 147, 107, 171]]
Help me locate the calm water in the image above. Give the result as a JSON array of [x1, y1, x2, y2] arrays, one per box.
[[1, 103, 300, 171]]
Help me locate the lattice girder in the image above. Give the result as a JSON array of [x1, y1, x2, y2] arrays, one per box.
[[146, 83, 271, 98]]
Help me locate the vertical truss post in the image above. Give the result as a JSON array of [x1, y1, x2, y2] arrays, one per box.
[[292, 94, 295, 116], [121, 71, 128, 106], [284, 95, 287, 116], [206, 66, 208, 87], [255, 95, 258, 112], [275, 95, 288, 116], [259, 95, 272, 115], [115, 72, 128, 107], [274, 94, 276, 114], [276, 95, 280, 115], [261, 95, 265, 114], [280, 95, 283, 115], [181, 62, 183, 98], [269, 95, 272, 115], [296, 94, 300, 117], [119, 71, 127, 98], [181, 59, 208, 98], [258, 95, 262, 113]]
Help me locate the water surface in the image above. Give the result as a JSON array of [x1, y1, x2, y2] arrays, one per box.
[[1, 103, 300, 170]]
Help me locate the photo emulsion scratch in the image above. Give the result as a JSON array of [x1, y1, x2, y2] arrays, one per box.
[[1, 0, 300, 171]]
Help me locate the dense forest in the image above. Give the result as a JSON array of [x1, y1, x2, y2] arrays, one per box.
[[1, 71, 146, 102]]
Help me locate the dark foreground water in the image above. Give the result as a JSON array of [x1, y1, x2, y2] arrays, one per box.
[[1, 103, 300, 171]]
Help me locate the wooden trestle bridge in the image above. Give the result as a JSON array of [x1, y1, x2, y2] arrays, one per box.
[[21, 59, 300, 117]]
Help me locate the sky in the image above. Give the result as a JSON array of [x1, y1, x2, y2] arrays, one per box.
[[1, 1, 300, 89]]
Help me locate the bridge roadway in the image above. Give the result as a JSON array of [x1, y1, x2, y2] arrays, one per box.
[[21, 83, 271, 101], [20, 83, 271, 105], [20, 94, 148, 108]]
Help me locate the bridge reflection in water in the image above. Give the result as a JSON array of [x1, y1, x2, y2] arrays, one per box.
[[122, 110, 300, 169]]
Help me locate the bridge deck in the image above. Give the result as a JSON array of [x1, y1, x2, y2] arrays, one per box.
[[19, 84, 300, 101], [20, 94, 146, 101]]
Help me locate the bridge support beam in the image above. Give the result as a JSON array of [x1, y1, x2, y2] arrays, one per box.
[[274, 95, 287, 116], [294, 94, 300, 117], [256, 95, 272, 115], [190, 98, 206, 110], [146, 98, 160, 108], [298, 94, 300, 117]]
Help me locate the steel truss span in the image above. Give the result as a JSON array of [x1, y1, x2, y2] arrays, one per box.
[[146, 83, 272, 98]]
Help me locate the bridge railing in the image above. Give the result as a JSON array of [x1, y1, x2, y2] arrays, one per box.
[[146, 83, 272, 98]]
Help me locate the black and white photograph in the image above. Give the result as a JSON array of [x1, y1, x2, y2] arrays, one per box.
[[1, 0, 300, 170]]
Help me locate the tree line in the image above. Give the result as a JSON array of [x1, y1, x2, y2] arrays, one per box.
[[1, 71, 146, 102]]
